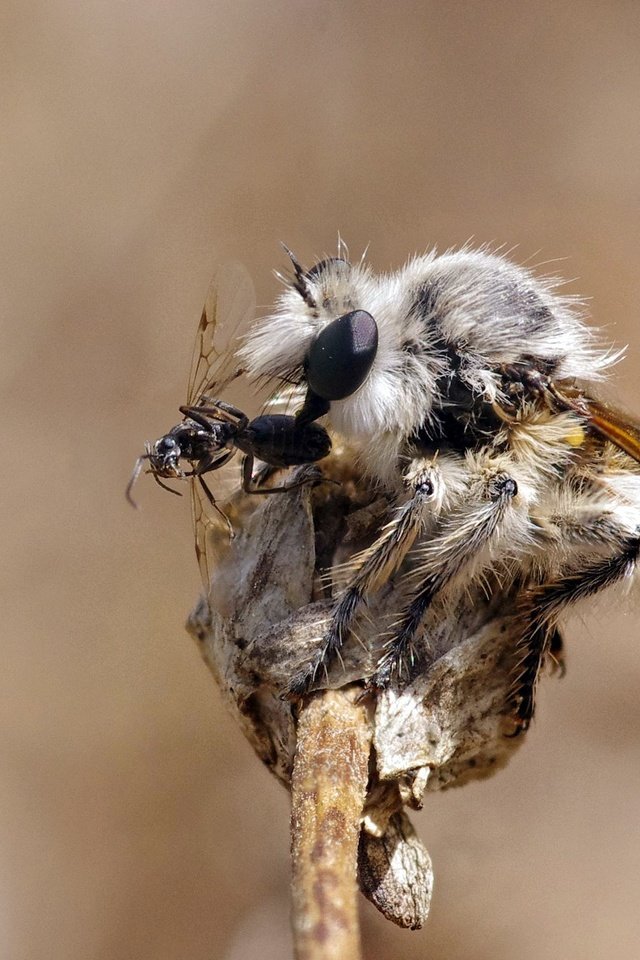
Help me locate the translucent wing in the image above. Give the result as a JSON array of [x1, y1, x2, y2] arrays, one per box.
[[582, 397, 640, 465], [186, 261, 256, 406], [187, 263, 256, 590], [186, 263, 308, 594], [549, 383, 640, 466], [191, 480, 220, 591]]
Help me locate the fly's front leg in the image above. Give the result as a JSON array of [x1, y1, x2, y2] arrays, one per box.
[[370, 465, 523, 692], [284, 459, 440, 699]]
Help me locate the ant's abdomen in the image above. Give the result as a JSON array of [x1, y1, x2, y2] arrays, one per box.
[[244, 415, 331, 467]]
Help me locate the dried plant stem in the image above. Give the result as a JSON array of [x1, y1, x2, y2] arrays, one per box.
[[290, 688, 372, 960]]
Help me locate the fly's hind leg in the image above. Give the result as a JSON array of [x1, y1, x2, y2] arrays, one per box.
[[509, 525, 640, 734], [548, 626, 566, 677], [369, 464, 523, 692], [284, 459, 439, 699]]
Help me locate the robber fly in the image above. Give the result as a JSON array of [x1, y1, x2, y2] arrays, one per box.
[[240, 243, 640, 731], [128, 260, 379, 587]]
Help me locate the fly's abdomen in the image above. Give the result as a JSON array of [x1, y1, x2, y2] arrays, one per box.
[[245, 415, 331, 466]]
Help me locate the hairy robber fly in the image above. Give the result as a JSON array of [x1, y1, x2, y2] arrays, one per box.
[[127, 260, 378, 585], [241, 243, 640, 731]]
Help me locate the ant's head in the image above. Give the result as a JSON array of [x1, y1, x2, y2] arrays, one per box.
[[149, 435, 181, 476], [126, 434, 183, 508]]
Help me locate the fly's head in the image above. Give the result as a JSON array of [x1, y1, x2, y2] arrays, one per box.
[[240, 247, 447, 482], [240, 251, 380, 427]]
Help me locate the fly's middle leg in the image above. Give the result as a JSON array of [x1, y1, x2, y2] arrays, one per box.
[[284, 459, 439, 699]]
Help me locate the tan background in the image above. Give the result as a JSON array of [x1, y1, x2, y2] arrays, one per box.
[[3, 1, 640, 958]]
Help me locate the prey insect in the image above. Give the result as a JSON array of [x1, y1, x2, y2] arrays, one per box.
[[128, 258, 380, 588], [126, 263, 333, 584], [241, 244, 640, 731]]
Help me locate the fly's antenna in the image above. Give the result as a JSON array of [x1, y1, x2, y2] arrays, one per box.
[[281, 242, 316, 309]]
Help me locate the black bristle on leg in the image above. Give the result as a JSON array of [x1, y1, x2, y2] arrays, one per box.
[[368, 577, 438, 692], [508, 531, 640, 734], [508, 621, 552, 735], [283, 587, 363, 699]]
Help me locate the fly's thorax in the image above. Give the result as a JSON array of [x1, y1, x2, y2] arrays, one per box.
[[395, 248, 617, 383], [500, 407, 587, 479]]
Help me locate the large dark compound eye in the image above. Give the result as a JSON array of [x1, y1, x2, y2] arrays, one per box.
[[305, 310, 378, 401]]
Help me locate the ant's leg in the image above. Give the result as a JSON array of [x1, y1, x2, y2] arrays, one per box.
[[251, 463, 280, 488], [152, 475, 183, 497], [285, 459, 439, 698], [197, 475, 234, 540], [370, 469, 522, 691], [186, 449, 236, 478], [241, 455, 323, 496], [180, 401, 249, 431], [203, 398, 249, 422]]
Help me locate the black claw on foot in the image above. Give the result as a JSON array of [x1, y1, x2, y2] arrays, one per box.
[[503, 700, 531, 738], [354, 683, 376, 704], [281, 663, 320, 701], [367, 644, 427, 695], [363, 663, 393, 696]]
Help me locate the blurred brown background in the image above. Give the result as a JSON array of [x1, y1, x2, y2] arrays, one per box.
[[2, 1, 640, 958]]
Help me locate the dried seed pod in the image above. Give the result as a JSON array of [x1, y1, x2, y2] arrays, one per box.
[[186, 445, 533, 928]]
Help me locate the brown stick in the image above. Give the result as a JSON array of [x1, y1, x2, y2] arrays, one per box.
[[290, 688, 372, 960]]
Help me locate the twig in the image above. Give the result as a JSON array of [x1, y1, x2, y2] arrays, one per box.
[[290, 688, 372, 960]]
